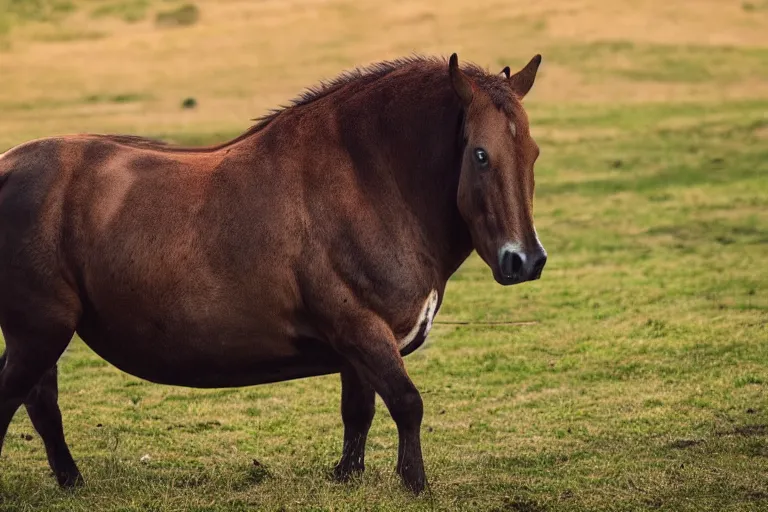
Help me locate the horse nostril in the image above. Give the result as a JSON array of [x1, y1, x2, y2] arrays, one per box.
[[501, 251, 525, 279], [512, 253, 524, 275], [532, 254, 547, 278]]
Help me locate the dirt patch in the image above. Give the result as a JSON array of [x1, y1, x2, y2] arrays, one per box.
[[668, 438, 704, 449], [755, 124, 768, 139], [493, 497, 548, 512], [730, 425, 768, 437], [747, 491, 768, 501], [714, 424, 768, 438]]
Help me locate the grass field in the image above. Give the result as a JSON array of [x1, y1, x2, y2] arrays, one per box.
[[1, 0, 767, 510]]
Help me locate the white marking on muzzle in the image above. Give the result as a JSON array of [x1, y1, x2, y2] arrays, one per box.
[[498, 241, 526, 264], [398, 289, 439, 351]]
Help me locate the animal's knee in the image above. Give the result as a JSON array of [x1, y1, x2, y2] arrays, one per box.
[[389, 387, 423, 429], [25, 376, 58, 406]]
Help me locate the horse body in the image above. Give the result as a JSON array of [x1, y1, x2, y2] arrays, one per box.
[[0, 127, 443, 386], [0, 55, 545, 492]]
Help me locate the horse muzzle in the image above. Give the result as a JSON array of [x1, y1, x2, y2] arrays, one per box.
[[496, 243, 547, 285]]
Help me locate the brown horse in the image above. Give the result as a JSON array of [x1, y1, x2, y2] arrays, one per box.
[[0, 53, 546, 493]]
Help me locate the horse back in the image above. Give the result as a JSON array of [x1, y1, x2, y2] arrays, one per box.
[[0, 136, 302, 339]]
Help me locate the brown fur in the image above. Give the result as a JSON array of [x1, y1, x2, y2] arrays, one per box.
[[0, 54, 545, 493]]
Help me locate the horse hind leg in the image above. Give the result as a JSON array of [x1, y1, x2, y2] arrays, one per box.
[[24, 365, 82, 487], [0, 322, 79, 487], [333, 364, 375, 481]]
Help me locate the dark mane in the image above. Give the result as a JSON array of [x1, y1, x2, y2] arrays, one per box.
[[251, 55, 514, 131], [250, 55, 448, 133], [98, 55, 512, 152]]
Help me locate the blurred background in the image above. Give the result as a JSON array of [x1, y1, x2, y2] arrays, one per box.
[[0, 1, 766, 511], [2, 0, 767, 146]]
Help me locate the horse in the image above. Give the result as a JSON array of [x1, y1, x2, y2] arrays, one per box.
[[0, 53, 546, 494]]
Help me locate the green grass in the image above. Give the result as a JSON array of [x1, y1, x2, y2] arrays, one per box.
[[90, 0, 151, 23], [546, 41, 768, 83], [0, 92, 152, 112], [155, 3, 199, 27], [0, 1, 767, 510], [0, 0, 75, 40], [0, 97, 765, 511]]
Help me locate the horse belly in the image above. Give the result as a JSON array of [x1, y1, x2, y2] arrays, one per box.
[[75, 306, 340, 388]]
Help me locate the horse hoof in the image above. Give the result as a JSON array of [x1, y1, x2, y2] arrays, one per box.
[[398, 465, 426, 495], [332, 463, 364, 482], [57, 471, 84, 489], [403, 477, 425, 495]]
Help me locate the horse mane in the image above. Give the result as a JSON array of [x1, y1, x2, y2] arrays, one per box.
[[249, 55, 453, 132], [100, 55, 508, 152], [251, 55, 513, 131]]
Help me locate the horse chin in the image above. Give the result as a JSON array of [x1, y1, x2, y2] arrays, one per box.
[[492, 269, 520, 286]]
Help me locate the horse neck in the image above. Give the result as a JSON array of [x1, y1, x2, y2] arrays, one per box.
[[336, 73, 474, 281]]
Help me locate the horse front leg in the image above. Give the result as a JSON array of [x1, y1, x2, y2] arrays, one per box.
[[331, 315, 426, 494]]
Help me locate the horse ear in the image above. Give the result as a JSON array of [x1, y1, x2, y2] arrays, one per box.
[[500, 66, 510, 78], [509, 54, 542, 98], [449, 53, 474, 105]]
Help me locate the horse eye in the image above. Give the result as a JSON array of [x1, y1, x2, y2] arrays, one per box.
[[473, 148, 489, 167]]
